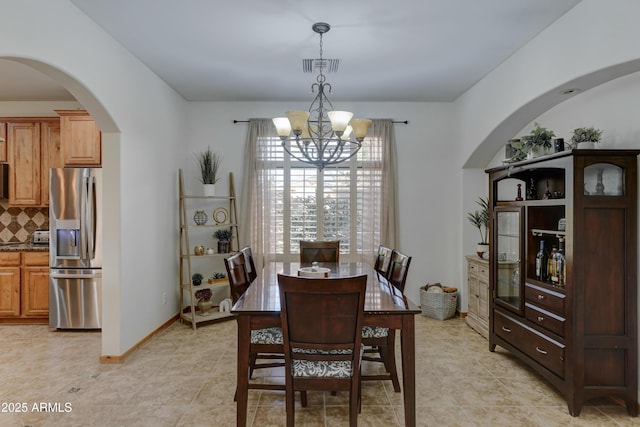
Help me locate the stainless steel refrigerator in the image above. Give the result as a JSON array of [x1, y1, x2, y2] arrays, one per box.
[[49, 167, 102, 329]]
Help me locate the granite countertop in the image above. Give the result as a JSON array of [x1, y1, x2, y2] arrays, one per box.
[[0, 243, 49, 252]]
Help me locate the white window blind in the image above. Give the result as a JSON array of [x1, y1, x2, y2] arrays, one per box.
[[255, 133, 384, 259]]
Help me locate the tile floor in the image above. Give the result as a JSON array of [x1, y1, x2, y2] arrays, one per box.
[[0, 315, 637, 427]]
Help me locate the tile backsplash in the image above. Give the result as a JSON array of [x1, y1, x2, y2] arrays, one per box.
[[0, 201, 48, 242]]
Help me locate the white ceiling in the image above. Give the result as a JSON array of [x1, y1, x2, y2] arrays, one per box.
[[0, 0, 581, 102]]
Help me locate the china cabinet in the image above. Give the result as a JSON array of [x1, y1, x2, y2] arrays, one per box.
[[486, 149, 638, 417], [178, 169, 239, 329]]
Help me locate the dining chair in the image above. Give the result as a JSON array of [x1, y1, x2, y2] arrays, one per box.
[[278, 273, 367, 427], [361, 249, 412, 393], [299, 240, 340, 263], [387, 250, 412, 292], [373, 244, 393, 277], [224, 252, 285, 383], [240, 245, 257, 283]]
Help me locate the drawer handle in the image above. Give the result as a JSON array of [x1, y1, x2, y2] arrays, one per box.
[[536, 346, 548, 355], [537, 294, 546, 300], [501, 326, 512, 333], [537, 316, 545, 322]]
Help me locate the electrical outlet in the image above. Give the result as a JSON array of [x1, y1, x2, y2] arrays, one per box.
[[162, 293, 167, 305], [10, 215, 17, 222]]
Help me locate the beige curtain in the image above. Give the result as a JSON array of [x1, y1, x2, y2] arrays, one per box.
[[375, 119, 399, 249], [239, 119, 275, 273]]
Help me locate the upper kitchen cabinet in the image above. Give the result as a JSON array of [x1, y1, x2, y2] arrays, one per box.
[[5, 118, 60, 206], [0, 122, 6, 162], [55, 110, 101, 166]]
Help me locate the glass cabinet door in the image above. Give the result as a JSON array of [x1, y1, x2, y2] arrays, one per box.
[[494, 207, 523, 313]]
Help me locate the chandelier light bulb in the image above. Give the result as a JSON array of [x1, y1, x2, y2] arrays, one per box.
[[272, 117, 292, 138], [350, 119, 373, 141]]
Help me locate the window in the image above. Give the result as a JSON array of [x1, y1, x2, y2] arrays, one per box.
[[242, 119, 397, 264]]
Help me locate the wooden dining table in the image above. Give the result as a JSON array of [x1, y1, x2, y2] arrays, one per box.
[[231, 261, 421, 427]]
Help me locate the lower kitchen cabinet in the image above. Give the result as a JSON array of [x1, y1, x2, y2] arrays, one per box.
[[0, 251, 49, 323]]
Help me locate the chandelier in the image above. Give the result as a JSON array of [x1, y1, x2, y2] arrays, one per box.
[[272, 22, 372, 170]]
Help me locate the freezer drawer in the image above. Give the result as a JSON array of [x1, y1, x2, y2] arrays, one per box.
[[49, 269, 101, 329]]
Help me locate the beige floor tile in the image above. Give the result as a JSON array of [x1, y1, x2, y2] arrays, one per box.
[[0, 316, 637, 426]]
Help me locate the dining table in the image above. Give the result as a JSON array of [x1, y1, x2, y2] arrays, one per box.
[[231, 261, 421, 427]]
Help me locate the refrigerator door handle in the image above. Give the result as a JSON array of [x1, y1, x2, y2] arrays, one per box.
[[50, 273, 101, 279], [87, 175, 96, 260], [81, 175, 89, 260]]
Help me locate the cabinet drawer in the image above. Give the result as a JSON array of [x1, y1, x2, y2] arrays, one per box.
[[468, 262, 478, 274], [525, 283, 565, 315], [478, 265, 488, 277], [0, 252, 21, 266], [525, 303, 565, 337], [24, 252, 49, 266], [494, 310, 565, 378]]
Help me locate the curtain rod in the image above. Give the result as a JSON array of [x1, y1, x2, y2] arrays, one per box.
[[233, 119, 408, 125]]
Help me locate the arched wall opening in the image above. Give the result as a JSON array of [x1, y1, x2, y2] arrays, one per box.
[[2, 56, 122, 358]]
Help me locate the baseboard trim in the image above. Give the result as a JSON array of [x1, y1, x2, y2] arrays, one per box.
[[99, 314, 179, 364]]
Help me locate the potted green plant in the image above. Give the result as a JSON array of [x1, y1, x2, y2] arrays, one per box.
[[195, 147, 222, 196], [522, 122, 555, 159], [194, 288, 213, 316], [192, 273, 203, 286], [213, 228, 233, 253], [467, 196, 489, 259], [570, 126, 602, 149]]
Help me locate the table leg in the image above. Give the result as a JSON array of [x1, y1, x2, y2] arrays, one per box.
[[236, 315, 250, 427], [400, 315, 416, 427]]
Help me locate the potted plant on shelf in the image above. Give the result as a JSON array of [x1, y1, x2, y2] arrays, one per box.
[[570, 126, 602, 149], [467, 196, 489, 259], [195, 146, 222, 196], [208, 272, 227, 284], [192, 273, 203, 286], [214, 228, 233, 254], [522, 122, 555, 159], [194, 288, 213, 316]]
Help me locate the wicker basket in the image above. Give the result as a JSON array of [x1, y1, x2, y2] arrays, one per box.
[[420, 284, 458, 320]]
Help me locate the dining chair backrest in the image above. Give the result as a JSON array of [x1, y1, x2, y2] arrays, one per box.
[[374, 245, 393, 276], [278, 274, 366, 350], [387, 250, 412, 292], [277, 273, 367, 426], [299, 240, 340, 263], [240, 245, 257, 283], [224, 251, 250, 304]]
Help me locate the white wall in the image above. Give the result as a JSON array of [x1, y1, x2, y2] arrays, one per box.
[[455, 0, 640, 403], [0, 0, 186, 356], [185, 101, 457, 304]]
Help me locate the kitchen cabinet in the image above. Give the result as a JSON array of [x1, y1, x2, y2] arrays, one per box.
[[0, 253, 21, 317], [55, 110, 101, 166], [0, 122, 6, 162], [22, 252, 49, 318], [486, 149, 639, 416], [178, 169, 239, 329], [40, 121, 62, 206], [0, 251, 48, 323], [4, 118, 60, 206], [8, 121, 40, 205]]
